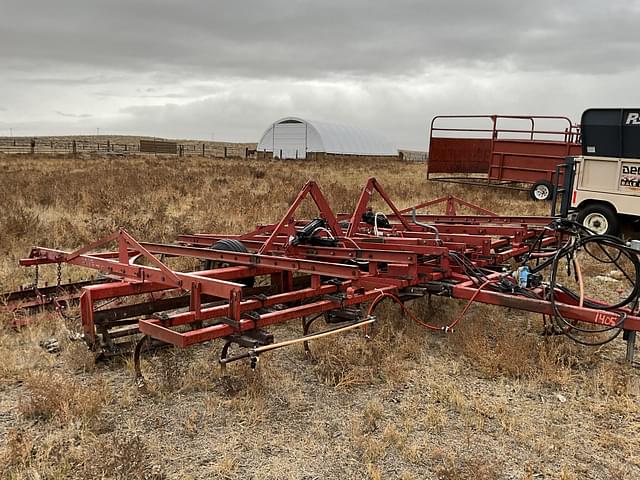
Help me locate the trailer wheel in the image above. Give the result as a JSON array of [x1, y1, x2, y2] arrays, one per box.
[[576, 204, 619, 236], [529, 181, 554, 201], [204, 239, 255, 287]]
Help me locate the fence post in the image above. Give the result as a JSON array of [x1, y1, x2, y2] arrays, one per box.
[[30, 139, 35, 154], [224, 146, 228, 158], [72, 140, 77, 154], [245, 147, 248, 158], [202, 143, 206, 156]]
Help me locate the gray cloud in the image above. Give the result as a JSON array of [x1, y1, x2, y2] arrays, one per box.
[[55, 111, 93, 118], [0, 1, 638, 147], [2, 1, 639, 77]]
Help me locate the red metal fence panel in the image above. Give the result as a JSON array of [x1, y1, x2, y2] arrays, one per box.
[[428, 115, 581, 185], [428, 137, 491, 174]]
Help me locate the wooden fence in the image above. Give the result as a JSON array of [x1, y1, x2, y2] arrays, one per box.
[[399, 150, 429, 162], [0, 138, 256, 159], [0, 138, 425, 162]]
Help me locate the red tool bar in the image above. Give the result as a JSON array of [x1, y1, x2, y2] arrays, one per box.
[[144, 240, 419, 266], [355, 232, 492, 254], [451, 284, 640, 331], [139, 242, 362, 279], [401, 224, 534, 237], [352, 237, 467, 252], [393, 214, 555, 225], [287, 246, 419, 265], [27, 247, 244, 299], [139, 286, 395, 348], [156, 284, 342, 329], [83, 280, 168, 300]]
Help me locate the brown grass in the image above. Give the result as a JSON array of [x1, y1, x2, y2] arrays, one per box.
[[0, 153, 639, 479], [18, 372, 110, 422]]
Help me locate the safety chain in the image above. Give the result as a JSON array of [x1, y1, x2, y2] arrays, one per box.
[[33, 264, 40, 289], [56, 263, 62, 288]]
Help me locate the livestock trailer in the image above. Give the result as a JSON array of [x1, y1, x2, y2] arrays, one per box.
[[427, 114, 581, 200]]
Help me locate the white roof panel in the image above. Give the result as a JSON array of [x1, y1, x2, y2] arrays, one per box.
[[257, 116, 397, 156]]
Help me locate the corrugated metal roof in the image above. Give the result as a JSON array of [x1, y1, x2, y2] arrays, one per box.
[[257, 116, 397, 157]]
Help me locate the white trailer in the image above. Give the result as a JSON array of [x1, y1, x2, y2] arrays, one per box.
[[570, 155, 640, 235], [559, 108, 640, 236]]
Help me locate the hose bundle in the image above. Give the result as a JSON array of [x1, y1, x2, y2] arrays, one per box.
[[530, 220, 640, 345]]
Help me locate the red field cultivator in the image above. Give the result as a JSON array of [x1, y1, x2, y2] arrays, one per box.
[[4, 177, 640, 379]]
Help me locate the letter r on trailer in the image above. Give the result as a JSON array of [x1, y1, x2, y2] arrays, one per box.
[[626, 112, 640, 125]]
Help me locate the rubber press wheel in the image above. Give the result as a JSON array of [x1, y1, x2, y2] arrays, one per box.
[[529, 180, 554, 201], [203, 239, 255, 287], [576, 204, 619, 236]]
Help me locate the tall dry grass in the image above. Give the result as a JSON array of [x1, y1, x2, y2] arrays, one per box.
[[0, 153, 547, 289], [0, 154, 638, 480]]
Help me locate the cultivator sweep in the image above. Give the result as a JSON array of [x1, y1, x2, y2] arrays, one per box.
[[4, 177, 640, 377]]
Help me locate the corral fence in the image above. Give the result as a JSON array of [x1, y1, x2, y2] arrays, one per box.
[[0, 137, 425, 162], [0, 138, 256, 159], [399, 150, 428, 162]]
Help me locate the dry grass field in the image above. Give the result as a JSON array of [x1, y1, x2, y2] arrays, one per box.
[[1, 154, 639, 479]]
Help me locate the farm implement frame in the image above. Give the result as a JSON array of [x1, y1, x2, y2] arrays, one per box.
[[5, 177, 640, 379]]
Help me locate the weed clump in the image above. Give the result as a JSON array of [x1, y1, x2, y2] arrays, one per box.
[[19, 372, 110, 423]]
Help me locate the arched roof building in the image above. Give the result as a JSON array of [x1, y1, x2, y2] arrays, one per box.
[[257, 117, 397, 159]]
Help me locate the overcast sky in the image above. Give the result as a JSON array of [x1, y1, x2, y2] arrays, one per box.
[[1, 1, 638, 149]]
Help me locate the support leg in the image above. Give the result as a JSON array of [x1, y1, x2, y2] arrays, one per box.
[[219, 340, 233, 372], [626, 330, 636, 364], [302, 316, 321, 355], [133, 335, 149, 387], [302, 317, 310, 354]]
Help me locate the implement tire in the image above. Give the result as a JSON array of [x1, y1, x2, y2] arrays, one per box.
[[204, 239, 255, 287]]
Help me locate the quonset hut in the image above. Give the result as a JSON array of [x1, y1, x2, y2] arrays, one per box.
[[256, 117, 397, 160]]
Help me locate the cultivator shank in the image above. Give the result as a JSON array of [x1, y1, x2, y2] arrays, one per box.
[[7, 177, 640, 373]]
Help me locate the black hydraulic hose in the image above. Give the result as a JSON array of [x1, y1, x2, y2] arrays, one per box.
[[543, 232, 637, 345], [539, 233, 640, 311], [576, 235, 640, 310], [561, 323, 624, 346]]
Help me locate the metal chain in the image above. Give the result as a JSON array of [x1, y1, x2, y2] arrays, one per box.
[[56, 263, 62, 288], [33, 264, 39, 289]]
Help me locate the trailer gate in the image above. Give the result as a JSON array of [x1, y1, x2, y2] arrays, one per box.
[[5, 177, 640, 382], [428, 115, 582, 200]]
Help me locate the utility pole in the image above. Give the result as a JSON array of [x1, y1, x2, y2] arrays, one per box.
[[97, 127, 100, 136]]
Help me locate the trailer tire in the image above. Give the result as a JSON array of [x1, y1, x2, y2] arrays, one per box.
[[576, 204, 619, 236], [204, 239, 255, 287], [529, 180, 554, 201]]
